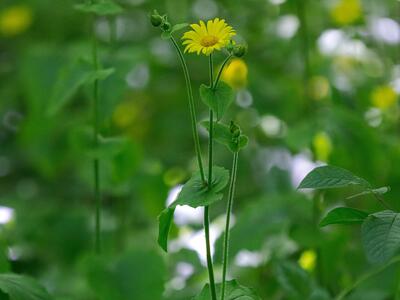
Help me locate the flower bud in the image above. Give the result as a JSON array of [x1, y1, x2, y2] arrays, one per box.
[[230, 121, 241, 138], [150, 10, 163, 27], [233, 44, 247, 58], [161, 21, 171, 32]]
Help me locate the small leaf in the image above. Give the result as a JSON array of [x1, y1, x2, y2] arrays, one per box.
[[171, 23, 189, 33], [157, 207, 175, 252], [319, 207, 369, 227], [170, 166, 230, 208], [161, 31, 171, 40], [200, 121, 248, 152], [87, 68, 115, 82], [276, 262, 312, 299], [298, 165, 371, 190], [74, 0, 123, 16], [362, 210, 400, 263], [0, 274, 52, 300], [193, 280, 261, 300], [200, 82, 234, 120]]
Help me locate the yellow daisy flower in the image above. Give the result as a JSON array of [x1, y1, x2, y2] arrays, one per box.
[[221, 58, 248, 89], [182, 18, 236, 56]]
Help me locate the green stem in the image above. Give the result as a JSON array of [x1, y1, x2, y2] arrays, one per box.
[[221, 152, 239, 300], [92, 16, 101, 254], [170, 37, 206, 183], [213, 54, 233, 90], [335, 256, 400, 300], [204, 53, 217, 300]]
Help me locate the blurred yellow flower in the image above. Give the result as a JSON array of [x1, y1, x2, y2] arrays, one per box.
[[371, 85, 398, 110], [182, 18, 236, 56], [313, 131, 332, 162], [221, 58, 248, 89], [298, 250, 317, 272], [0, 5, 33, 36], [307, 76, 330, 101], [113, 100, 138, 129], [331, 0, 362, 25]]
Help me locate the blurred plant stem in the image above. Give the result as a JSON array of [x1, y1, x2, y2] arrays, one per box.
[[205, 53, 217, 300], [295, 0, 311, 112], [92, 15, 101, 254], [221, 152, 238, 300], [170, 37, 206, 182]]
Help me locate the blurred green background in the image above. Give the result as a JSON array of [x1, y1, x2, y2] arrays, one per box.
[[0, 0, 399, 299]]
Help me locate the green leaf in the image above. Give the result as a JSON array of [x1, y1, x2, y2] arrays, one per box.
[[362, 210, 400, 263], [170, 166, 230, 208], [276, 262, 312, 299], [47, 60, 114, 116], [161, 31, 171, 40], [319, 207, 369, 227], [200, 121, 248, 152], [200, 81, 234, 120], [157, 207, 175, 252], [171, 23, 189, 33], [157, 166, 229, 252], [193, 280, 261, 300], [0, 274, 52, 300], [298, 165, 371, 190], [74, 0, 123, 16]]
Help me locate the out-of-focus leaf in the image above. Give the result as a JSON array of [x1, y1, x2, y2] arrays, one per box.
[[86, 250, 166, 300], [74, 0, 123, 15], [171, 23, 189, 33], [200, 82, 234, 120], [0, 274, 52, 300], [362, 210, 400, 263], [193, 280, 261, 300], [319, 207, 369, 227], [298, 165, 371, 190]]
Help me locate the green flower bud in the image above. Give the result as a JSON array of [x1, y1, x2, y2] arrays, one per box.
[[150, 10, 163, 27], [161, 21, 171, 32], [230, 121, 241, 138], [233, 44, 247, 58]]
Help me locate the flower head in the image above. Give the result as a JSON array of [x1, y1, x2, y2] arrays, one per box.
[[182, 18, 236, 56], [371, 85, 397, 110], [0, 5, 33, 36], [221, 58, 248, 89]]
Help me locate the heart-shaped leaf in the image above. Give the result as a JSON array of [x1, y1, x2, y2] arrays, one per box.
[[320, 207, 369, 227], [200, 82, 234, 120], [157, 166, 229, 252], [193, 280, 261, 300], [362, 210, 400, 263], [298, 165, 371, 190], [0, 274, 52, 300]]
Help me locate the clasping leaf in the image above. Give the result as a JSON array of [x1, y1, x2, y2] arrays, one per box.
[[200, 81, 234, 121]]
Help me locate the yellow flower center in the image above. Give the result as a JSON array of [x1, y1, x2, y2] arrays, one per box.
[[201, 35, 219, 47]]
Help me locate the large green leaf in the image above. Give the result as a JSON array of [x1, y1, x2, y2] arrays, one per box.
[[74, 0, 123, 15], [319, 207, 369, 227], [193, 280, 261, 300], [200, 121, 248, 153], [298, 165, 371, 190], [158, 166, 229, 252], [0, 274, 52, 300], [362, 210, 400, 263], [200, 82, 234, 120]]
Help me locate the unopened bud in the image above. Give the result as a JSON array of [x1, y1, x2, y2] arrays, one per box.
[[161, 21, 171, 32], [150, 10, 163, 27], [233, 44, 247, 58]]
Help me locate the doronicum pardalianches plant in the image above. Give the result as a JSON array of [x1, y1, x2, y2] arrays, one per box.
[[150, 10, 260, 300]]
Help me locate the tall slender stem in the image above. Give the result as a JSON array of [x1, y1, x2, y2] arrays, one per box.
[[221, 152, 239, 300], [204, 53, 217, 300], [214, 54, 233, 90], [170, 37, 206, 183], [92, 16, 101, 254]]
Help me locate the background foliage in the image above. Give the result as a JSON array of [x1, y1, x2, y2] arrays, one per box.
[[0, 0, 399, 299]]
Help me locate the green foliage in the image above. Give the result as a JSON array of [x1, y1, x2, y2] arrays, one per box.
[[200, 121, 248, 152], [362, 211, 400, 263], [74, 0, 123, 15], [320, 207, 369, 227], [193, 280, 261, 300], [0, 274, 52, 300], [157, 207, 175, 252], [199, 82, 234, 121], [298, 165, 371, 190]]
